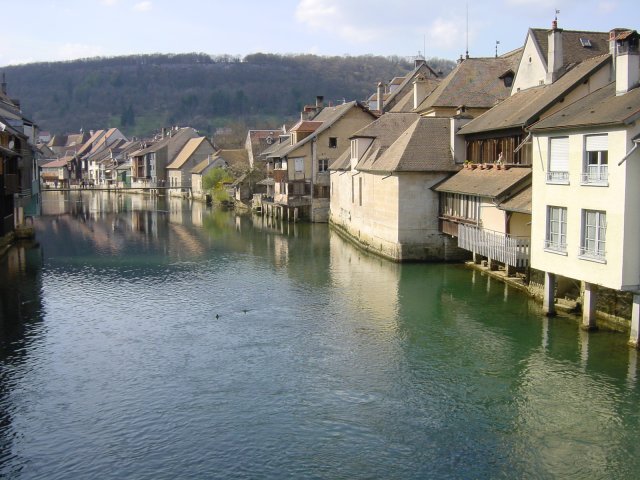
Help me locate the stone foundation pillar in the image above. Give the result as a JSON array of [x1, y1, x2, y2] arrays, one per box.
[[488, 258, 498, 271], [505, 264, 516, 277], [473, 251, 481, 264], [581, 282, 598, 331], [543, 272, 556, 316], [629, 294, 640, 349]]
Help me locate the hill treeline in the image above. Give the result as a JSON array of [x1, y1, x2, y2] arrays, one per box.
[[2, 53, 455, 137]]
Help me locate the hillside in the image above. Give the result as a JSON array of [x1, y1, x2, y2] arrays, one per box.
[[1, 53, 455, 138]]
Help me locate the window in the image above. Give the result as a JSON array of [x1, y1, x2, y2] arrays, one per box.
[[441, 193, 479, 221], [294, 158, 304, 173], [547, 136, 569, 184], [358, 177, 363, 206], [318, 158, 328, 172], [329, 137, 338, 148], [351, 140, 357, 160], [545, 206, 567, 253], [580, 210, 606, 261], [351, 176, 354, 203], [582, 134, 608, 185]]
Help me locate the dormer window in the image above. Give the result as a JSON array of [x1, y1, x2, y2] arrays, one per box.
[[499, 69, 515, 88], [579, 38, 592, 48]]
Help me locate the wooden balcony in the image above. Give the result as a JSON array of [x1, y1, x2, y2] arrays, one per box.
[[458, 223, 530, 268]]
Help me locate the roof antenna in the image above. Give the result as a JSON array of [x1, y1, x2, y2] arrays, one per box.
[[465, 2, 469, 59], [553, 8, 560, 29], [495, 40, 500, 58]]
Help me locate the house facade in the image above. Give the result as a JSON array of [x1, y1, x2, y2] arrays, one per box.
[[167, 137, 215, 196], [330, 113, 465, 261], [529, 30, 640, 345], [266, 99, 376, 222]]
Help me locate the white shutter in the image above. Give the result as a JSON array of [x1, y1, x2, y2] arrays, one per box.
[[549, 137, 569, 172], [586, 134, 608, 151], [294, 157, 304, 173]]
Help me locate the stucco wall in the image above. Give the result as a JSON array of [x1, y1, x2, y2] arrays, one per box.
[[530, 127, 638, 290], [512, 33, 547, 93], [508, 212, 531, 237], [330, 170, 465, 261]]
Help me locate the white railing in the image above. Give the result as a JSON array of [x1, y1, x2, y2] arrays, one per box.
[[581, 166, 608, 185], [458, 223, 530, 268], [546, 171, 569, 184]]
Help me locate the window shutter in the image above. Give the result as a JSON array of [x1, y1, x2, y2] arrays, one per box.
[[585, 134, 608, 151], [549, 137, 569, 172]]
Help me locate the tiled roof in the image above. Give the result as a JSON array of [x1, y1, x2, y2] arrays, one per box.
[[416, 49, 522, 112], [167, 137, 213, 169], [42, 158, 69, 168], [530, 83, 640, 131], [530, 28, 610, 68], [290, 120, 323, 132], [434, 165, 531, 198], [498, 184, 531, 214], [191, 157, 214, 175], [274, 101, 376, 158], [329, 148, 351, 171], [211, 148, 249, 172], [459, 54, 611, 135], [134, 128, 199, 160], [352, 114, 458, 173]]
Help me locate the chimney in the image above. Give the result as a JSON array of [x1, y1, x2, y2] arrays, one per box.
[[1, 73, 6, 95], [413, 75, 428, 110], [315, 95, 324, 110], [414, 55, 426, 69], [162, 127, 167, 138], [450, 113, 473, 164], [377, 82, 384, 112], [546, 20, 563, 84], [615, 30, 640, 95]]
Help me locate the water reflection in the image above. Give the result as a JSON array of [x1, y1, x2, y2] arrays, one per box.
[[0, 191, 639, 479]]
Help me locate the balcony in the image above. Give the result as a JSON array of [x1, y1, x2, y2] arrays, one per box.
[[546, 171, 569, 184], [458, 223, 530, 268], [581, 166, 608, 186]]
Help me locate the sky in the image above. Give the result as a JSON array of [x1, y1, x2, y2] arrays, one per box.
[[1, 0, 639, 66]]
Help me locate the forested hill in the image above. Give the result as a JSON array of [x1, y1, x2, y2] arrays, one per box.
[[2, 53, 455, 138]]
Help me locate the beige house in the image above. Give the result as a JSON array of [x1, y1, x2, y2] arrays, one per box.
[[166, 137, 215, 196], [329, 113, 465, 261], [529, 29, 640, 345], [265, 99, 376, 222]]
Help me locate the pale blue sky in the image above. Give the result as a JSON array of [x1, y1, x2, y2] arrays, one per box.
[[1, 0, 638, 66]]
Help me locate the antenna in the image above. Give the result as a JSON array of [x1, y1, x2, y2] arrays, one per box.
[[424, 34, 426, 60], [465, 2, 469, 59], [495, 40, 500, 58]]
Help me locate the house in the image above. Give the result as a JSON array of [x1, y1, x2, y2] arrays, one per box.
[[434, 165, 532, 272], [415, 49, 522, 118], [329, 112, 466, 261], [0, 74, 40, 229], [166, 137, 215, 196], [367, 57, 440, 114], [40, 158, 70, 188], [435, 22, 615, 272], [528, 29, 640, 346], [245, 128, 284, 172], [130, 127, 199, 188], [265, 98, 377, 222]]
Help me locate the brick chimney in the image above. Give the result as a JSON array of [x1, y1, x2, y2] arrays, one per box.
[[546, 19, 563, 84], [615, 30, 640, 95], [315, 95, 324, 110]]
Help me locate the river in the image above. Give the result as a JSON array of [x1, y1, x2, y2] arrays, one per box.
[[1, 190, 639, 479]]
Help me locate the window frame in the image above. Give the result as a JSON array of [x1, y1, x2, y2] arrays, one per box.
[[544, 205, 567, 254], [579, 209, 606, 262]]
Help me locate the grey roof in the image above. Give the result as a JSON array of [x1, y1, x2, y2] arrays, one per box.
[[459, 54, 611, 135], [530, 28, 610, 69], [434, 165, 531, 198], [329, 148, 351, 171], [530, 83, 640, 131], [134, 127, 199, 158], [356, 115, 458, 173], [416, 49, 522, 112], [271, 101, 375, 158], [381, 63, 440, 112], [498, 184, 532, 214], [264, 135, 293, 159]]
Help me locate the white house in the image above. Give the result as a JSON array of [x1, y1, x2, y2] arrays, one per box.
[[529, 29, 640, 346]]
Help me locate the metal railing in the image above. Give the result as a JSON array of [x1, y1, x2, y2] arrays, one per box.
[[543, 239, 567, 253], [581, 166, 608, 185], [546, 171, 569, 184], [458, 223, 530, 268]]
